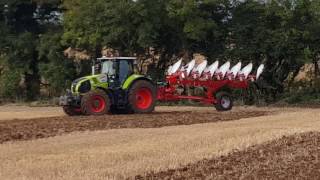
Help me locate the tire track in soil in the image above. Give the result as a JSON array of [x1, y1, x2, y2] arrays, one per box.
[[0, 110, 268, 144], [138, 132, 320, 180]]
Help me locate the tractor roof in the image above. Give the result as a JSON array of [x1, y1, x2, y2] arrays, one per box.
[[97, 56, 136, 60]]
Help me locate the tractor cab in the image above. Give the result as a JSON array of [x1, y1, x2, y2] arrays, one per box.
[[93, 57, 137, 87]]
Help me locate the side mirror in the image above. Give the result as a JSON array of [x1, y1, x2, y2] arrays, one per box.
[[92, 59, 96, 75], [92, 65, 95, 75]]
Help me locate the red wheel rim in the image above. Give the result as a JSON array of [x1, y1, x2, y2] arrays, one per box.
[[136, 88, 153, 110], [91, 95, 106, 113]]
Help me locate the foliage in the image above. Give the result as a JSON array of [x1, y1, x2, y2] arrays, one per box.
[[166, 0, 230, 57], [0, 0, 320, 103], [0, 64, 22, 99], [0, 0, 79, 100], [38, 32, 76, 96], [228, 0, 320, 101], [63, 0, 167, 56]]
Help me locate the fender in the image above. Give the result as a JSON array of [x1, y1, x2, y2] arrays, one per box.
[[122, 74, 154, 90]]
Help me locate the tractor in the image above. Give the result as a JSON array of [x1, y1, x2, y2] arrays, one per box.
[[60, 57, 156, 116]]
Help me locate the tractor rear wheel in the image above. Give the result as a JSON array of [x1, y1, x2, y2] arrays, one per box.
[[63, 106, 81, 116], [128, 80, 156, 113], [215, 91, 233, 111], [81, 89, 110, 115]]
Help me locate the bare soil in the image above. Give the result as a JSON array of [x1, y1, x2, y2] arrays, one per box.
[[138, 132, 320, 179], [0, 105, 63, 121], [0, 109, 268, 144]]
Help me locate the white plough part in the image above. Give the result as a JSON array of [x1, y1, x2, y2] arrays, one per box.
[[239, 63, 253, 81], [185, 59, 196, 77], [206, 61, 219, 78], [167, 66, 173, 75], [227, 62, 242, 80], [215, 61, 231, 80], [167, 59, 264, 82], [170, 59, 182, 75], [256, 64, 264, 80], [191, 60, 208, 79]]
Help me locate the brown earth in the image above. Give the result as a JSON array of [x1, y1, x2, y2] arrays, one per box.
[[139, 132, 320, 179], [0, 109, 268, 144], [0, 105, 64, 121]]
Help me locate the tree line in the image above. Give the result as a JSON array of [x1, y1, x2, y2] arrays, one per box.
[[0, 0, 319, 103]]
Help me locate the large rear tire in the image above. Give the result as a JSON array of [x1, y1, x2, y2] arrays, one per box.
[[215, 91, 233, 111], [81, 89, 110, 115], [128, 80, 156, 113], [63, 106, 82, 116]]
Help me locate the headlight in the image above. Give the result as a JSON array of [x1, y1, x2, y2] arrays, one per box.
[[71, 83, 77, 93]]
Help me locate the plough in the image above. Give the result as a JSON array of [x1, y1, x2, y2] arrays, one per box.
[[157, 59, 264, 111]]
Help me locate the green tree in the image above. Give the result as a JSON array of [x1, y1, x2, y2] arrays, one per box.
[[38, 32, 76, 96], [167, 0, 230, 57], [63, 0, 173, 77], [0, 0, 63, 100], [228, 0, 320, 101]]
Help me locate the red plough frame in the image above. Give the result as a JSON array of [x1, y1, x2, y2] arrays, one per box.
[[157, 74, 249, 105]]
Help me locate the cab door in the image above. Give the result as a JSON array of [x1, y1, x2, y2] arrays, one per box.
[[119, 60, 133, 85]]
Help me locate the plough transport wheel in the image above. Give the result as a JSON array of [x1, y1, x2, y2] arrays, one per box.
[[81, 89, 110, 115], [215, 91, 233, 111], [128, 80, 156, 113], [63, 106, 81, 116]]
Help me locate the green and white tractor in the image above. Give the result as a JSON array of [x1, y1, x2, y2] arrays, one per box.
[[60, 57, 156, 116]]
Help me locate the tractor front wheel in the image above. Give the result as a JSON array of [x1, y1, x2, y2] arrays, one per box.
[[215, 91, 233, 111], [128, 80, 156, 113], [63, 106, 82, 116], [81, 89, 110, 115]]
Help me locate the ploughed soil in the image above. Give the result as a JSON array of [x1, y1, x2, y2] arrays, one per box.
[[138, 132, 320, 179], [0, 110, 268, 144]]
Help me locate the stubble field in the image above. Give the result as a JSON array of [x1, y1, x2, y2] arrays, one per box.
[[0, 105, 319, 179]]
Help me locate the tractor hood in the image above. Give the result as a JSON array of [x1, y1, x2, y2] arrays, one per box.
[[72, 77, 88, 84], [71, 74, 109, 94], [72, 74, 108, 84]]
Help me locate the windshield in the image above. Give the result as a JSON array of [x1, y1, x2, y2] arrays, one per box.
[[101, 61, 115, 75]]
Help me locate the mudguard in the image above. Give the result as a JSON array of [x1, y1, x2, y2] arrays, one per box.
[[122, 74, 153, 90]]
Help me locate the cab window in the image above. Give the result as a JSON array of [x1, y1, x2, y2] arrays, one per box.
[[119, 60, 132, 84], [101, 61, 115, 76]]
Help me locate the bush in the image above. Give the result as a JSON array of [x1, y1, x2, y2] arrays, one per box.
[[280, 89, 320, 105], [0, 69, 22, 100]]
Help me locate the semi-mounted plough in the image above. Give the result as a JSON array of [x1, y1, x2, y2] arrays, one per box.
[[60, 56, 264, 116], [157, 59, 264, 111]]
